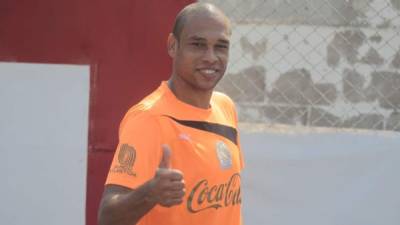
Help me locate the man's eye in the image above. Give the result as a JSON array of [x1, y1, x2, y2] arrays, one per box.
[[191, 42, 204, 47], [216, 44, 228, 49]]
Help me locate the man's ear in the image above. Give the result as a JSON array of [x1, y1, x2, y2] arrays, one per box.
[[167, 33, 177, 57]]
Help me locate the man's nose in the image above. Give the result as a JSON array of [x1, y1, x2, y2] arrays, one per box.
[[202, 47, 218, 63]]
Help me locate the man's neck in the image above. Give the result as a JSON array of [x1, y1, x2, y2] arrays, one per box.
[[168, 78, 212, 109]]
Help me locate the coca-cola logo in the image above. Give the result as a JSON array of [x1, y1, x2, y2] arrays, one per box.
[[187, 173, 241, 213]]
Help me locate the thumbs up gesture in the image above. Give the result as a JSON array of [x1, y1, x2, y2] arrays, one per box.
[[158, 144, 172, 169], [149, 145, 186, 207]]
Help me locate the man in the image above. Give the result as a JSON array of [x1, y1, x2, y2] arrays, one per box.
[[98, 3, 244, 225]]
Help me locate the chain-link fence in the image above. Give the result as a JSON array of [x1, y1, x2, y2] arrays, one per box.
[[201, 0, 400, 132]]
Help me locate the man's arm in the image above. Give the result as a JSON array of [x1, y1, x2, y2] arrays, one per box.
[[98, 146, 185, 225], [98, 183, 156, 225]]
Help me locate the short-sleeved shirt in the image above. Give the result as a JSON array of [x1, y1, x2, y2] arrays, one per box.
[[106, 81, 244, 225]]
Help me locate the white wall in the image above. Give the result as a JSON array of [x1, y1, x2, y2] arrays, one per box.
[[241, 128, 400, 225], [0, 63, 90, 225]]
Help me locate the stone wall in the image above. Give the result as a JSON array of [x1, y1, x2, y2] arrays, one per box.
[[202, 0, 400, 131]]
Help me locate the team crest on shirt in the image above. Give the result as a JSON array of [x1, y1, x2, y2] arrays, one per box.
[[110, 144, 137, 176], [215, 141, 232, 169]]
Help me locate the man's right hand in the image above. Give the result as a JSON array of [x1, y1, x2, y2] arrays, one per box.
[[98, 145, 186, 225], [148, 144, 186, 207]]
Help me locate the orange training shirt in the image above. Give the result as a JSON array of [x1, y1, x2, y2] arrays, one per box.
[[106, 81, 244, 225]]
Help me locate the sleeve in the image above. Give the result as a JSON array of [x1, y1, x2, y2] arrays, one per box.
[[105, 112, 163, 189]]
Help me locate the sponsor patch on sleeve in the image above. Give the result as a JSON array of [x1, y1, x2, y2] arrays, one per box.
[[110, 144, 137, 176]]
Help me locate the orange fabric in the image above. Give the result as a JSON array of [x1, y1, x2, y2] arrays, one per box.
[[106, 81, 244, 225]]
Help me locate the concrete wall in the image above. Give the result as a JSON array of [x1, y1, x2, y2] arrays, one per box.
[[205, 0, 400, 27], [201, 0, 400, 131]]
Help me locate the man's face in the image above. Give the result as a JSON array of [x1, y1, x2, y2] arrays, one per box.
[[169, 13, 231, 91]]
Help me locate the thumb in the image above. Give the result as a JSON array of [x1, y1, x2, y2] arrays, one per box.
[[159, 144, 171, 169]]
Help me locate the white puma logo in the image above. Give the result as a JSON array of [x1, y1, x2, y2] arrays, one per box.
[[178, 133, 191, 141]]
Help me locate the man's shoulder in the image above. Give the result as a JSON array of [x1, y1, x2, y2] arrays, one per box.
[[212, 91, 235, 107], [119, 105, 161, 135], [120, 88, 167, 127], [127, 86, 167, 116]]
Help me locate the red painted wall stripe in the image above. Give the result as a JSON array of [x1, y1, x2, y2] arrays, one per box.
[[0, 1, 195, 224]]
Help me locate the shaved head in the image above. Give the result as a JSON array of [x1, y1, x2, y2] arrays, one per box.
[[172, 3, 231, 42], [166, 1, 232, 105]]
